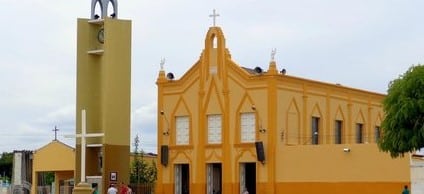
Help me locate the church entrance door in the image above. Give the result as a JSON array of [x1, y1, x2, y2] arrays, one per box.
[[239, 163, 256, 194], [206, 163, 222, 194], [174, 164, 189, 194]]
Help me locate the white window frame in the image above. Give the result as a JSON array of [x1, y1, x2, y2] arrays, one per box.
[[208, 114, 222, 144], [176, 116, 189, 145], [240, 112, 255, 143]]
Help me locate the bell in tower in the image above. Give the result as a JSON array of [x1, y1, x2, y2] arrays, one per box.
[[91, 0, 118, 19]]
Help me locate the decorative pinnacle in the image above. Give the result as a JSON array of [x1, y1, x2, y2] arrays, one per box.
[[271, 48, 276, 62], [160, 58, 166, 70]]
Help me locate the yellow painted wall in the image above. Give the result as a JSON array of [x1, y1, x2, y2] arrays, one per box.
[[277, 144, 408, 181], [156, 26, 410, 194], [32, 141, 75, 171], [31, 140, 75, 194]]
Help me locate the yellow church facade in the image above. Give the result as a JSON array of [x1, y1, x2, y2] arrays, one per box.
[[156, 26, 410, 194]]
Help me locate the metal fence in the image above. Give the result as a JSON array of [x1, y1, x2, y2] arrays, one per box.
[[129, 183, 155, 194], [37, 186, 51, 194], [0, 184, 31, 194], [0, 186, 10, 194], [59, 186, 73, 194]]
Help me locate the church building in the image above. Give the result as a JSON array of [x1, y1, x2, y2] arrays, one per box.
[[155, 14, 410, 194]]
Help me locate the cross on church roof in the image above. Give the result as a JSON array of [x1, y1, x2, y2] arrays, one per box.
[[209, 9, 220, 27], [52, 126, 59, 141]]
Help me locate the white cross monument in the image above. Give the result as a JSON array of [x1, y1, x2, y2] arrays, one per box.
[[65, 109, 104, 183]]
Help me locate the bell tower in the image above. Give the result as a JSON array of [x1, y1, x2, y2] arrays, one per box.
[[74, 1, 131, 193]]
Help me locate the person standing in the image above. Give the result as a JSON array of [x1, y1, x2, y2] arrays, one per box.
[[107, 184, 118, 194], [91, 183, 99, 194], [127, 185, 132, 194], [402, 185, 410, 194], [119, 182, 129, 194]]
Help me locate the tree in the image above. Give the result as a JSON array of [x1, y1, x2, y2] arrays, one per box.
[[130, 134, 157, 184], [378, 64, 424, 157], [0, 152, 13, 181], [38, 172, 55, 186]]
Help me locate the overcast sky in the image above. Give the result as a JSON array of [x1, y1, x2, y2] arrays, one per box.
[[0, 0, 423, 154]]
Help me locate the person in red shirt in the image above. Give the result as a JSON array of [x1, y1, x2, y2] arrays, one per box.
[[119, 182, 129, 194]]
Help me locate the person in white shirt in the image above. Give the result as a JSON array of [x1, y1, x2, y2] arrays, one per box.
[[107, 184, 118, 194]]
